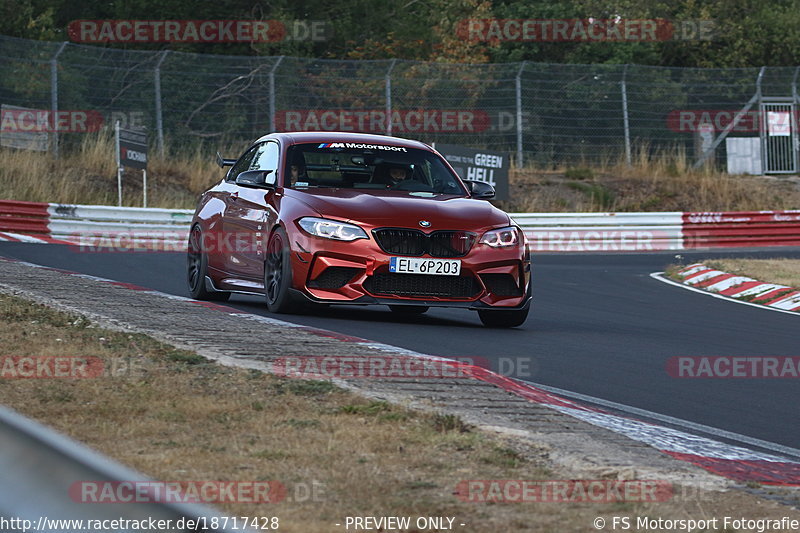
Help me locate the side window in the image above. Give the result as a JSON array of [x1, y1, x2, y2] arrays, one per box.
[[250, 142, 280, 171], [227, 145, 259, 182], [250, 142, 280, 184]]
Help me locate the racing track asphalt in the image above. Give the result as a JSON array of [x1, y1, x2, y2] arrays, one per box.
[[1, 242, 798, 454]]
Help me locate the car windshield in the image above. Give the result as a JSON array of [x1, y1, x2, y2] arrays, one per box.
[[285, 142, 467, 195]]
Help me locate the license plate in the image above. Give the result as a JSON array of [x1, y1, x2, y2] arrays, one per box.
[[389, 257, 461, 276]]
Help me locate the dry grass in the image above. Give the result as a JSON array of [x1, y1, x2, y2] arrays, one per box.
[[501, 144, 800, 213], [3, 137, 800, 212], [702, 258, 800, 288], [2, 293, 800, 530], [0, 130, 225, 208]]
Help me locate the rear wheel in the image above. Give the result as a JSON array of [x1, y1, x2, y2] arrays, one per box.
[[477, 307, 529, 328], [389, 305, 429, 315], [187, 225, 230, 301], [264, 227, 302, 313]]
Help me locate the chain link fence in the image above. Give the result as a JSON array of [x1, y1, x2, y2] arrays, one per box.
[[1, 34, 799, 169]]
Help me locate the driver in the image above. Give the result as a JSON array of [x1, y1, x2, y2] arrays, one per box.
[[290, 163, 307, 181], [387, 166, 410, 186], [288, 153, 308, 184]]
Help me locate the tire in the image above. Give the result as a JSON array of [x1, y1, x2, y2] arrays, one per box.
[[477, 307, 529, 328], [389, 305, 429, 315], [187, 225, 230, 301], [264, 226, 302, 313]]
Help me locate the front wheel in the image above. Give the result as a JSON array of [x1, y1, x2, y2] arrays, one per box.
[[477, 307, 529, 328], [187, 225, 230, 301], [264, 227, 302, 313]]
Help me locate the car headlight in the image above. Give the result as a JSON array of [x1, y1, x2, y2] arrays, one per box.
[[298, 217, 368, 241], [479, 226, 520, 247]]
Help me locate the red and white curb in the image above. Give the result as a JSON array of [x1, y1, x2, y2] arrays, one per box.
[[0, 230, 185, 250], [0, 231, 72, 244], [661, 263, 800, 314], [2, 255, 800, 485]]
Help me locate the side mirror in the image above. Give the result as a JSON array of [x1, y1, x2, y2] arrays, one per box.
[[216, 152, 236, 168], [464, 179, 495, 200], [235, 170, 275, 188]]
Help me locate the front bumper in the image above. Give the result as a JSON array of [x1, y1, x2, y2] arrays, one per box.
[[288, 225, 532, 310]]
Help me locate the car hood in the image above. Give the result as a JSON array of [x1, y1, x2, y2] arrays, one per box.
[[284, 188, 510, 229]]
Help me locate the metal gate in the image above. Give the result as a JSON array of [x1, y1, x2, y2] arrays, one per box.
[[760, 99, 798, 174]]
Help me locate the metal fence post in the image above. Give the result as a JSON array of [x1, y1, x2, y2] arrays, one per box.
[[115, 121, 122, 207], [621, 64, 632, 166], [515, 61, 526, 168], [792, 66, 800, 172], [154, 50, 169, 157], [268, 56, 284, 133], [49, 42, 68, 158], [756, 67, 766, 175], [793, 66, 800, 106], [385, 59, 397, 136]]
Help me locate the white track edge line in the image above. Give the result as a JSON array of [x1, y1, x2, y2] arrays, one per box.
[[650, 272, 800, 317], [527, 381, 800, 461]]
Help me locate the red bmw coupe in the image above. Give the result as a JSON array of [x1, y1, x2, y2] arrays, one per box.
[[187, 132, 531, 327]]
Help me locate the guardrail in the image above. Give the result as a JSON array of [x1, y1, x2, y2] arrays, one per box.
[[0, 404, 244, 531], [511, 212, 684, 252], [1, 200, 799, 252], [0, 201, 192, 248], [48, 204, 193, 247]]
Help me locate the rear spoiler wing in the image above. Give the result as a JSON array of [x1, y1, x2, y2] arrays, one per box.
[[216, 152, 236, 168]]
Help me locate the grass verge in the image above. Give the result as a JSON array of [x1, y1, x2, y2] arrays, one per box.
[[1, 292, 799, 531], [2, 136, 800, 211], [700, 258, 800, 289], [502, 145, 800, 213], [0, 132, 224, 208], [666, 258, 800, 291]]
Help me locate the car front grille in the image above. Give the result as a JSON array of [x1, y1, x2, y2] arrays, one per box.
[[373, 228, 476, 258], [364, 274, 481, 299], [373, 229, 425, 255]]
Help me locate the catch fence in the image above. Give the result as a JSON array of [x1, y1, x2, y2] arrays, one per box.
[[1, 34, 799, 171]]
